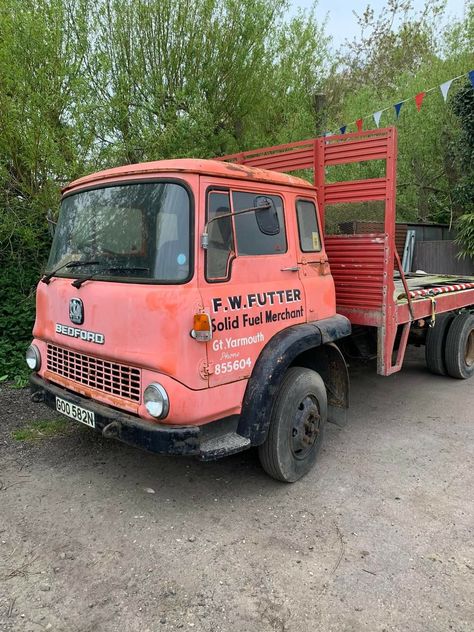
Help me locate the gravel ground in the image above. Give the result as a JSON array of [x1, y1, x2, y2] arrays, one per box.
[[0, 347, 473, 632]]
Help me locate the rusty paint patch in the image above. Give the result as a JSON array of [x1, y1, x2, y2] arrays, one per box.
[[44, 370, 139, 414]]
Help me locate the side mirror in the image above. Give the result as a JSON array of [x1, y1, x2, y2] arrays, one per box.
[[201, 197, 280, 249], [254, 196, 280, 236]]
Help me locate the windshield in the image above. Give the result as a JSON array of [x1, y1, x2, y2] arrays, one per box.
[[47, 182, 191, 283]]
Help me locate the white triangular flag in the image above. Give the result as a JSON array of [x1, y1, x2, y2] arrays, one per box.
[[373, 111, 383, 127], [440, 79, 453, 102]]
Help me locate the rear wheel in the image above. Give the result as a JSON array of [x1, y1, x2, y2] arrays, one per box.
[[258, 367, 327, 483], [445, 312, 474, 379], [425, 312, 455, 375]]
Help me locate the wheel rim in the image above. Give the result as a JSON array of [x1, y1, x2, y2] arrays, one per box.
[[290, 394, 321, 460], [465, 328, 474, 367]]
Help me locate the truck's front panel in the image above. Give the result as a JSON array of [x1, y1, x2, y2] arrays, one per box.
[[31, 173, 246, 428]]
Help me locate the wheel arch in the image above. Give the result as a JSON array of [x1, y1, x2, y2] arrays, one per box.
[[289, 342, 349, 428], [238, 315, 351, 445]]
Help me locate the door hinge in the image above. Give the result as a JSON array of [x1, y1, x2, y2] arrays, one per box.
[[199, 361, 215, 379]]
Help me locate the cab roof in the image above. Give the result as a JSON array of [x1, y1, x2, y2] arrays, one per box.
[[63, 158, 314, 194]]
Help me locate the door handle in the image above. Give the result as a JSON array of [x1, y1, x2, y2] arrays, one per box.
[[280, 266, 299, 272]]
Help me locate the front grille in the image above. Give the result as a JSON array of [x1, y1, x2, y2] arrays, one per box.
[[47, 344, 141, 402]]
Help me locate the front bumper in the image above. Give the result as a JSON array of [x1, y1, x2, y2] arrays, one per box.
[[30, 375, 247, 460]]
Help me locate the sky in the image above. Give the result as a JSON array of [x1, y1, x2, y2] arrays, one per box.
[[288, 0, 470, 49]]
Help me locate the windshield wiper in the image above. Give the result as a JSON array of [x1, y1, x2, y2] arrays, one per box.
[[71, 267, 150, 289], [41, 260, 100, 285]]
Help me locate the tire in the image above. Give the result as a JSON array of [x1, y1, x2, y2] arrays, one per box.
[[445, 312, 474, 379], [258, 367, 327, 483], [425, 312, 455, 375]]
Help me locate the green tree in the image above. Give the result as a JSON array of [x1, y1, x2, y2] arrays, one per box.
[[86, 0, 330, 162], [452, 82, 474, 257], [0, 0, 91, 377], [323, 0, 474, 225], [0, 0, 331, 377]]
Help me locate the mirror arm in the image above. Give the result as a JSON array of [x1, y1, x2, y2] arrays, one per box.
[[201, 203, 270, 249]]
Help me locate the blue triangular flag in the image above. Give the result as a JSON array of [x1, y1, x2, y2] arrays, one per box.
[[339, 126, 346, 134], [394, 102, 404, 118], [469, 70, 474, 88]]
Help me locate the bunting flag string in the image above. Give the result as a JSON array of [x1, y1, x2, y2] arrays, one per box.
[[330, 70, 473, 136]]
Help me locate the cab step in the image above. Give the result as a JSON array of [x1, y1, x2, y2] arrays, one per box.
[[199, 432, 251, 461]]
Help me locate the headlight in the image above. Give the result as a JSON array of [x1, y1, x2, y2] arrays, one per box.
[[26, 344, 41, 371], [144, 383, 169, 419]]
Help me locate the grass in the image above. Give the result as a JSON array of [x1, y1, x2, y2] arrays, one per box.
[[12, 419, 71, 441]]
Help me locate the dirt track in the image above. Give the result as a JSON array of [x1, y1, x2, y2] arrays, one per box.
[[0, 348, 473, 632]]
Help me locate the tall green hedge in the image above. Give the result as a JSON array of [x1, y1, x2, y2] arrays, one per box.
[[0, 264, 41, 379]]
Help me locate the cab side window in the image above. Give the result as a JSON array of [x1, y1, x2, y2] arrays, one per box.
[[232, 191, 286, 255], [206, 190, 234, 280], [296, 199, 322, 252]]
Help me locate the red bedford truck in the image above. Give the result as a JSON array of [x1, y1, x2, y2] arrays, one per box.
[[27, 127, 474, 482]]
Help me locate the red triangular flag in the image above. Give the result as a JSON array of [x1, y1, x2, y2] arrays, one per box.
[[414, 91, 426, 112], [356, 118, 363, 132]]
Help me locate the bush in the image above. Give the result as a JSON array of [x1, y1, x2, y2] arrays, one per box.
[[0, 262, 40, 380], [451, 83, 474, 257], [456, 213, 474, 259]]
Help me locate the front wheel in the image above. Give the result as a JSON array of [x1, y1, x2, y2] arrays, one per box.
[[258, 367, 327, 483]]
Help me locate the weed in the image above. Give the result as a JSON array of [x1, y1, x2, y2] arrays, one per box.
[[12, 419, 71, 441], [12, 373, 29, 389]]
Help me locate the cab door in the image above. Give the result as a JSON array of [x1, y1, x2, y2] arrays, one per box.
[[295, 197, 335, 322], [198, 181, 306, 388]]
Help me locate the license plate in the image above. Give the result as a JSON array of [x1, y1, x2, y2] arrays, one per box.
[[55, 396, 95, 428]]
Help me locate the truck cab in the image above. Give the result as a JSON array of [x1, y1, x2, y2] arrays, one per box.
[[29, 158, 351, 482]]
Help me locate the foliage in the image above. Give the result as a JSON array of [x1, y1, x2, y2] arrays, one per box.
[[0, 263, 38, 379], [80, 0, 331, 163], [0, 0, 92, 379], [0, 0, 92, 260], [0, 0, 331, 378], [456, 213, 474, 258], [451, 82, 474, 257], [343, 0, 446, 90], [324, 0, 474, 224]]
